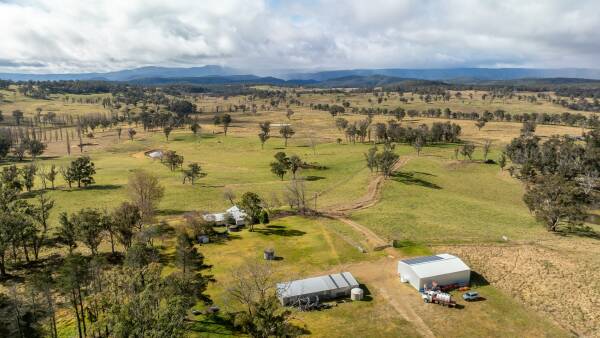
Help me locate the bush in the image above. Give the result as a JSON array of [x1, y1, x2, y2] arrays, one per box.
[[259, 210, 270, 224]]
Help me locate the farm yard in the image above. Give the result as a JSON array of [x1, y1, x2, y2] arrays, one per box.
[[0, 81, 599, 338]]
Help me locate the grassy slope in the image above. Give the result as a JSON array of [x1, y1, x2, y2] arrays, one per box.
[[352, 145, 547, 244], [22, 130, 376, 225], [0, 90, 584, 337]]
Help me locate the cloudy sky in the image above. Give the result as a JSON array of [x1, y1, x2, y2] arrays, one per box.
[[0, 0, 599, 73]]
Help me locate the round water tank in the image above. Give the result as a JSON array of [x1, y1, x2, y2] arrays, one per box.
[[264, 248, 275, 260], [350, 287, 364, 301]]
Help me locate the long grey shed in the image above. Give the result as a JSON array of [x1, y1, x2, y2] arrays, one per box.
[[277, 272, 359, 306]]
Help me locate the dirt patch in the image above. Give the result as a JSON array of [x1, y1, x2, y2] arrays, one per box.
[[345, 258, 436, 338], [437, 239, 600, 337]]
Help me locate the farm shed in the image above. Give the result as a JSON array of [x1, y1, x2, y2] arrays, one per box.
[[203, 206, 246, 226], [145, 150, 163, 159], [277, 272, 359, 306], [397, 254, 470, 291]]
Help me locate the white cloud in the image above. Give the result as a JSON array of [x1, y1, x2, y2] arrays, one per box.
[[0, 0, 599, 73]]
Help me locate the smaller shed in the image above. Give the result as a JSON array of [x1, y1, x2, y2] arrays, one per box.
[[397, 254, 470, 291], [146, 150, 163, 159], [277, 272, 359, 306]]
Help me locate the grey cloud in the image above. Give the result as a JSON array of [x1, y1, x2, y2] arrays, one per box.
[[0, 0, 599, 73]]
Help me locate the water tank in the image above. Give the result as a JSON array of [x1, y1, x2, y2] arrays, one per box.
[[350, 287, 364, 301], [435, 292, 451, 303], [264, 248, 275, 260]]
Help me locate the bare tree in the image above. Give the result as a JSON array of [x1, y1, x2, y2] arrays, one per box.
[[482, 139, 492, 161], [127, 170, 165, 224], [580, 169, 599, 195], [227, 260, 302, 337], [285, 179, 308, 214], [223, 188, 236, 205]]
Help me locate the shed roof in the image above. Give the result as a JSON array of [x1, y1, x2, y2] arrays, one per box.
[[203, 205, 247, 222], [399, 254, 470, 278], [277, 272, 359, 299]]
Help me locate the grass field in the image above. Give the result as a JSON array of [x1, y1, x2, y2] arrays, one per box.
[[180, 216, 566, 337], [1, 88, 597, 337], [22, 129, 381, 225], [351, 145, 548, 244]]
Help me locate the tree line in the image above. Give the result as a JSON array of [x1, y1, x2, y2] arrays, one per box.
[[504, 129, 600, 232]]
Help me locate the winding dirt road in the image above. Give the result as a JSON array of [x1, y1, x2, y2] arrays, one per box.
[[319, 156, 438, 338], [323, 157, 410, 251]]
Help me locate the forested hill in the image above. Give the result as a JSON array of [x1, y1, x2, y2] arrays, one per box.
[[2, 65, 600, 82]]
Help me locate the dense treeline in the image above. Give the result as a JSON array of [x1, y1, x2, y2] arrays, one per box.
[[504, 128, 600, 232], [336, 105, 599, 129]]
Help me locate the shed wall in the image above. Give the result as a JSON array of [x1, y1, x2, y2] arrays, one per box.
[[398, 262, 420, 290], [419, 270, 470, 290]]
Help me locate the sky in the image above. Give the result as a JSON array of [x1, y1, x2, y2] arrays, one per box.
[[0, 0, 599, 73]]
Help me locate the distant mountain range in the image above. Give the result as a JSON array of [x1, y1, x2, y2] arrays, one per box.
[[283, 67, 600, 81], [2, 65, 600, 85], [0, 65, 241, 82]]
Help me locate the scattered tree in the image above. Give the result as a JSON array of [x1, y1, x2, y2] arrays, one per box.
[[279, 125, 295, 147]]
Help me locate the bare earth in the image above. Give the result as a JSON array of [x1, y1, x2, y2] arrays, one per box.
[[438, 240, 600, 337]]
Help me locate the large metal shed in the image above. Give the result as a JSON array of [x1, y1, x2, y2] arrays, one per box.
[[397, 254, 470, 291], [277, 272, 359, 306]]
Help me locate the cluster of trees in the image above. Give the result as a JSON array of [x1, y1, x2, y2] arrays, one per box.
[[0, 128, 47, 161], [364, 143, 400, 178], [270, 152, 304, 180], [505, 130, 600, 232], [256, 121, 296, 148], [0, 156, 97, 278], [0, 169, 214, 338], [159, 151, 206, 184], [311, 103, 346, 117], [345, 105, 599, 129], [213, 114, 232, 136], [335, 117, 462, 150]]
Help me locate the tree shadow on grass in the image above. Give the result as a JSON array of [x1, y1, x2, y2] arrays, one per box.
[[391, 172, 441, 189], [304, 175, 325, 181], [82, 184, 121, 191], [187, 314, 238, 336], [253, 225, 306, 237], [199, 183, 225, 188], [210, 232, 243, 245], [156, 209, 187, 216], [555, 225, 600, 240]]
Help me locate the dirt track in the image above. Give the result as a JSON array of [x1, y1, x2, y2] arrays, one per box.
[[326, 157, 410, 214], [322, 158, 410, 251], [318, 157, 441, 337], [318, 154, 599, 337], [347, 258, 436, 338]]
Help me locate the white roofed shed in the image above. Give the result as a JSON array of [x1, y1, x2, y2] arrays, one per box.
[[397, 254, 470, 291], [277, 272, 359, 306], [202, 205, 246, 226]]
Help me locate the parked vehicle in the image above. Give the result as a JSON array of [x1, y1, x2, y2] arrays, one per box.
[[463, 291, 480, 301], [422, 290, 456, 307]]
